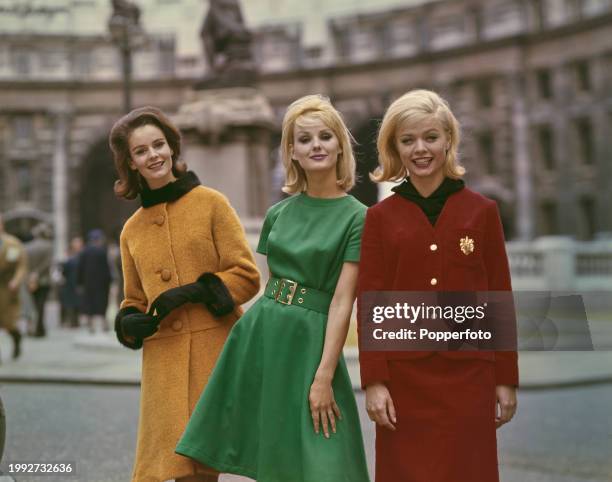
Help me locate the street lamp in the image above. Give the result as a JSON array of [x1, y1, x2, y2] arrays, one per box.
[[107, 0, 146, 113]]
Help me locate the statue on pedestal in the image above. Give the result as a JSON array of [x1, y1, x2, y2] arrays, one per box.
[[109, 0, 141, 28], [178, 1, 272, 217], [198, 0, 257, 88]]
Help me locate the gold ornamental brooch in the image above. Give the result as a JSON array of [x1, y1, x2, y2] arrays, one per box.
[[459, 236, 474, 255]]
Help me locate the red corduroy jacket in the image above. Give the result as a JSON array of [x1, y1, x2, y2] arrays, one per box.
[[357, 187, 519, 388]]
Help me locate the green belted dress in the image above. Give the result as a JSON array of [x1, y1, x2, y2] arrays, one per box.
[[176, 193, 370, 482]]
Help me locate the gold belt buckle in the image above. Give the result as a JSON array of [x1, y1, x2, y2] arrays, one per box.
[[275, 278, 297, 305]]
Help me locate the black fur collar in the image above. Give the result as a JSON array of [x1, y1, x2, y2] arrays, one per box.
[[140, 171, 200, 208]]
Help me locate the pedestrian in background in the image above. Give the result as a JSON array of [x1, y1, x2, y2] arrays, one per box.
[[59, 236, 84, 328], [25, 223, 53, 338], [0, 214, 27, 360], [358, 89, 518, 482], [107, 230, 125, 314], [78, 230, 112, 333], [110, 106, 260, 482]]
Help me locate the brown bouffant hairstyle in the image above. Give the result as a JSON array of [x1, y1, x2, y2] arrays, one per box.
[[109, 106, 187, 199]]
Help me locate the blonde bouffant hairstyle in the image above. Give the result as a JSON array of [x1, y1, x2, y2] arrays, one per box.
[[280, 94, 356, 194], [371, 89, 465, 182]]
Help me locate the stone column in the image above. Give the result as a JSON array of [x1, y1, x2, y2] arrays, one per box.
[[175, 88, 275, 219], [554, 64, 575, 236], [509, 74, 534, 240], [51, 107, 70, 260]]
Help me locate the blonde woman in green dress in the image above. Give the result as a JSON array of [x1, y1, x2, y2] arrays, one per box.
[[176, 95, 370, 482]]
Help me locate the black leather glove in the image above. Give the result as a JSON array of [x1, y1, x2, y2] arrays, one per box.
[[149, 282, 205, 321], [115, 306, 145, 350], [149, 272, 235, 320], [121, 312, 160, 339]]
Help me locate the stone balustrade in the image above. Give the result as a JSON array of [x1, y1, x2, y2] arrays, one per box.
[[508, 236, 612, 291]]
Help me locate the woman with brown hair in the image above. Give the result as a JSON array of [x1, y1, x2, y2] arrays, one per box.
[[109, 105, 260, 482]]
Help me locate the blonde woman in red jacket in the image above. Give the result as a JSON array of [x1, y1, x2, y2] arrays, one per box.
[[358, 89, 518, 482]]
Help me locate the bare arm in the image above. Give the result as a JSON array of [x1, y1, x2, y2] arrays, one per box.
[[309, 262, 358, 438], [316, 262, 358, 380]]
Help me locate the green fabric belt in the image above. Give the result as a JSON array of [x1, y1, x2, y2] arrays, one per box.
[[264, 277, 332, 314]]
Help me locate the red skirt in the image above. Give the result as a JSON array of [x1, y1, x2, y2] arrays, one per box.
[[376, 355, 498, 482]]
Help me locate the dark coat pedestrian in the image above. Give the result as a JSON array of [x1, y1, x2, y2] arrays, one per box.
[[78, 230, 112, 317], [25, 224, 53, 337], [60, 237, 84, 327], [60, 257, 81, 309]]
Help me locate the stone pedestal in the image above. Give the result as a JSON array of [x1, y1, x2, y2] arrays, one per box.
[[174, 87, 275, 219]]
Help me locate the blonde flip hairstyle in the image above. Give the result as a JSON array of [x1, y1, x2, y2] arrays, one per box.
[[372, 89, 465, 183], [280, 94, 356, 194]]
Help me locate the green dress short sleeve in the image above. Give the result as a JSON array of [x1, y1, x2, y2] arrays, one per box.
[[343, 208, 366, 262], [256, 210, 274, 255]]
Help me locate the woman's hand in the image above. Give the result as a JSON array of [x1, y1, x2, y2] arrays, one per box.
[[121, 312, 160, 339], [495, 384, 517, 428], [365, 382, 396, 431], [309, 375, 342, 439]]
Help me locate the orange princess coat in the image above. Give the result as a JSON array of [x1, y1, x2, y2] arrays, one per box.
[[117, 173, 260, 482]]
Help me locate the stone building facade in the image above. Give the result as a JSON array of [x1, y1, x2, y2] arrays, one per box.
[[0, 26, 180, 255], [251, 0, 612, 242], [0, 0, 611, 257]]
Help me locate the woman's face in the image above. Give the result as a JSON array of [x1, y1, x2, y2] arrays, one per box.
[[128, 124, 176, 189], [395, 116, 449, 185], [290, 117, 341, 177]]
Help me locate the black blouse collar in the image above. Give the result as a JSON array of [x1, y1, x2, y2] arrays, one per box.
[[140, 171, 201, 208], [392, 177, 465, 225], [392, 176, 464, 200]]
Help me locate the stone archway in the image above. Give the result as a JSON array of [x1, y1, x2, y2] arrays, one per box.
[[495, 199, 516, 241], [78, 138, 138, 242], [350, 117, 381, 207]]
